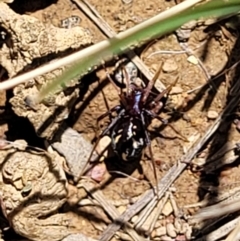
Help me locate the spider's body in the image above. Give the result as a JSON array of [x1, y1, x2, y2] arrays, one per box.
[[110, 85, 152, 161]]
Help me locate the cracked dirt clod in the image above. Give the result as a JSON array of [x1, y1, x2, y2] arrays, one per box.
[[10, 84, 80, 138], [0, 2, 93, 77], [0, 144, 89, 241], [1, 1, 93, 139]]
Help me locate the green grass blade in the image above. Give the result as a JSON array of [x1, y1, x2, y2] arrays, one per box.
[[39, 0, 240, 100]]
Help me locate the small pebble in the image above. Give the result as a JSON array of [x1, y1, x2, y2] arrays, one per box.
[[175, 234, 187, 241], [90, 163, 106, 182], [170, 86, 183, 95], [78, 198, 93, 206], [192, 157, 205, 167], [174, 218, 182, 233], [131, 215, 138, 223], [12, 139, 28, 150], [181, 222, 189, 234], [24, 95, 39, 110], [117, 205, 126, 214], [175, 29, 191, 41], [207, 110, 218, 120], [154, 226, 167, 237], [182, 113, 191, 122], [187, 55, 198, 65], [162, 59, 178, 73], [162, 201, 173, 216], [166, 223, 177, 238], [14, 179, 24, 190], [96, 136, 111, 158]]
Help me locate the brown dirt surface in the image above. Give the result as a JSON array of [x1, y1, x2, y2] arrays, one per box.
[[0, 0, 240, 240]]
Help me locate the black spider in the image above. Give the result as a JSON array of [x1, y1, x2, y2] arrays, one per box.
[[85, 60, 178, 191]]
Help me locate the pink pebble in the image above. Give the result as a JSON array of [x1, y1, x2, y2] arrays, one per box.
[[90, 164, 106, 182]]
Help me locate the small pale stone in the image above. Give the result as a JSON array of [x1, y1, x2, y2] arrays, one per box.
[[181, 222, 189, 234], [187, 55, 198, 65], [155, 226, 167, 237], [96, 136, 111, 158], [13, 179, 24, 190], [207, 110, 218, 120], [117, 205, 126, 214], [170, 86, 183, 95], [90, 163, 106, 182], [174, 218, 182, 233], [12, 139, 28, 150], [162, 201, 173, 216], [78, 198, 93, 206], [131, 215, 138, 223], [192, 157, 205, 166], [162, 59, 178, 73], [166, 223, 177, 238]]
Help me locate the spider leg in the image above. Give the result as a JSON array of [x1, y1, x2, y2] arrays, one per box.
[[102, 61, 121, 95], [103, 62, 129, 108], [97, 105, 121, 131], [114, 58, 128, 70], [144, 109, 168, 125], [144, 110, 188, 141], [78, 109, 126, 179], [153, 76, 179, 103], [142, 62, 163, 103], [140, 112, 159, 197]]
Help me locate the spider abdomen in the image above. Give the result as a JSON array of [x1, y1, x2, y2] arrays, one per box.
[[112, 118, 146, 161]]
